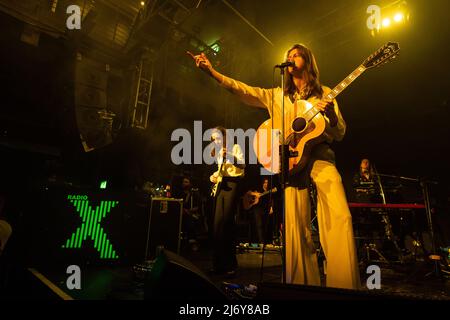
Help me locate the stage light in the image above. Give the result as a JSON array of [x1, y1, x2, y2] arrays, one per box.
[[100, 180, 107, 189], [211, 43, 220, 53], [394, 13, 404, 22], [140, 1, 145, 6], [367, 2, 410, 36]]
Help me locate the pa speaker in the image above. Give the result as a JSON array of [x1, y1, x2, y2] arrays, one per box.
[[75, 106, 113, 152], [144, 249, 227, 301], [73, 56, 116, 152]]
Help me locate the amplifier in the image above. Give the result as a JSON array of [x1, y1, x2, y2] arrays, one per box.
[[145, 197, 183, 260]]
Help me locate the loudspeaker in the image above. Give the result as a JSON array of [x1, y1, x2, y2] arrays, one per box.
[[73, 56, 113, 152], [75, 106, 113, 152], [255, 282, 407, 300], [145, 198, 183, 260], [144, 249, 227, 301]]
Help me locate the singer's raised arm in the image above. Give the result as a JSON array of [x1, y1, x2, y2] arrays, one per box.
[[187, 51, 273, 110]]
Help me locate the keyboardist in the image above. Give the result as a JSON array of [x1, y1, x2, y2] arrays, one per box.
[[352, 158, 381, 203]]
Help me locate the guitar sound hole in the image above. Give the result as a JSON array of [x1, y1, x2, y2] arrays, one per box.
[[292, 117, 307, 132]]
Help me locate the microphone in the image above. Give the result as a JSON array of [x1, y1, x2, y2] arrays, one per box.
[[275, 61, 295, 68]]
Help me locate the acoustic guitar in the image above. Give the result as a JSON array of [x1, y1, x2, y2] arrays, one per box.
[[242, 187, 277, 210]]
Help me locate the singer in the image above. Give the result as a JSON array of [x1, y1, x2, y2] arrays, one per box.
[[188, 44, 360, 290]]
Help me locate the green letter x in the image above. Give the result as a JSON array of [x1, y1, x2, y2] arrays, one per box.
[[62, 199, 119, 259]]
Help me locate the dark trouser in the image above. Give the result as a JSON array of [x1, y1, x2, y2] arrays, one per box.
[[212, 178, 239, 272], [182, 214, 197, 241], [252, 205, 272, 245]]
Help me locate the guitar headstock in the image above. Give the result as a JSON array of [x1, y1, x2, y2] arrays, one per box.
[[362, 42, 400, 69]]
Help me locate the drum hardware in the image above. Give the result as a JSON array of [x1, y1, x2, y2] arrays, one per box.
[[404, 235, 423, 259], [364, 243, 389, 264], [380, 212, 404, 263], [351, 205, 407, 265]]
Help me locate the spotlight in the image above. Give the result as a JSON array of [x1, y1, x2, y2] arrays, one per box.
[[140, 1, 145, 6], [394, 13, 404, 22], [211, 43, 220, 53], [367, 2, 410, 36]]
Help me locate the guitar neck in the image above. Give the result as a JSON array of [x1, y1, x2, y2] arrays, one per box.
[[306, 64, 367, 119], [217, 161, 225, 177], [260, 188, 277, 197], [325, 64, 366, 100]]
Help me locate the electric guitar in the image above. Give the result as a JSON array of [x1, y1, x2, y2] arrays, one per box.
[[210, 161, 224, 197], [253, 42, 400, 175], [242, 187, 277, 210]]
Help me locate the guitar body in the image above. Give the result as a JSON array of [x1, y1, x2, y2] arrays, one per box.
[[210, 162, 224, 197], [211, 175, 223, 197], [285, 101, 326, 176], [242, 187, 278, 210], [253, 100, 326, 175], [242, 191, 259, 210]]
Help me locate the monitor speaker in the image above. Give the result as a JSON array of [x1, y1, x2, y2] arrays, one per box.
[[144, 249, 226, 301]]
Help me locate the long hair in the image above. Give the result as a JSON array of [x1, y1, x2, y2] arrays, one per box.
[[284, 44, 323, 99], [210, 126, 227, 158], [360, 158, 376, 177]]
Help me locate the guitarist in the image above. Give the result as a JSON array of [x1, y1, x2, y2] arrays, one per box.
[[209, 126, 245, 277], [188, 44, 360, 290]]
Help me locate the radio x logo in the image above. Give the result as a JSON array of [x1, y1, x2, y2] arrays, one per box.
[[62, 198, 119, 259]]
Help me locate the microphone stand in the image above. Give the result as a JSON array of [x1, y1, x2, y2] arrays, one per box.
[[373, 165, 403, 263], [277, 65, 288, 284], [420, 178, 442, 279]]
